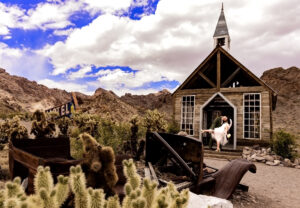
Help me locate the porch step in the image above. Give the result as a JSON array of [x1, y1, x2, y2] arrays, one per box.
[[204, 149, 242, 160]]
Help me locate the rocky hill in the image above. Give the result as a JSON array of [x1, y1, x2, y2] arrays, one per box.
[[0, 68, 71, 113], [1, 66, 299, 135], [120, 89, 172, 120], [261, 67, 300, 137], [79, 88, 138, 122]]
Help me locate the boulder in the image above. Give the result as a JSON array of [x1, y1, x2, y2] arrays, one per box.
[[273, 160, 281, 166], [267, 147, 272, 153], [254, 156, 266, 162], [293, 158, 299, 166], [252, 144, 260, 150], [188, 192, 233, 208], [243, 147, 252, 155], [274, 155, 283, 161], [295, 166, 300, 169], [282, 159, 293, 167], [266, 161, 275, 166], [263, 155, 274, 162]]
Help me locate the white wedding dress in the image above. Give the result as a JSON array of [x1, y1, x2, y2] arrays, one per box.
[[212, 122, 229, 146]]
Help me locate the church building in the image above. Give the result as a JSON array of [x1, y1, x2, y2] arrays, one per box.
[[172, 5, 277, 149]]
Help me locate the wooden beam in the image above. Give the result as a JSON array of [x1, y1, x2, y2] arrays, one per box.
[[71, 92, 79, 110], [148, 162, 158, 183], [198, 72, 216, 88], [144, 167, 151, 179], [217, 51, 221, 91], [221, 67, 241, 87]]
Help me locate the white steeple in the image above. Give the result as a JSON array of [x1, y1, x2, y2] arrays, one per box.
[[213, 3, 230, 51]]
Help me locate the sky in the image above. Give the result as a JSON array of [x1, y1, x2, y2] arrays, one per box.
[[0, 0, 299, 96]]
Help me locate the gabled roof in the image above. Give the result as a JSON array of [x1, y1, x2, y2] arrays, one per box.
[[213, 4, 229, 37], [172, 46, 277, 95]]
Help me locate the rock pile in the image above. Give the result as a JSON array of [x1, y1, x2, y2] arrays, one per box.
[[242, 146, 300, 169]]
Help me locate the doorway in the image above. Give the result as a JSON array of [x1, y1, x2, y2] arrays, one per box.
[[200, 93, 237, 149]]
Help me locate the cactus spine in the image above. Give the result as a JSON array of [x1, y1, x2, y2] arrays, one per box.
[[69, 165, 89, 208], [0, 160, 190, 208]]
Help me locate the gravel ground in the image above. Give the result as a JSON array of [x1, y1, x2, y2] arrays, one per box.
[[204, 157, 300, 208]]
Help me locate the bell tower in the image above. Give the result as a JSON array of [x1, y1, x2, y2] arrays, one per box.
[[213, 3, 230, 51]]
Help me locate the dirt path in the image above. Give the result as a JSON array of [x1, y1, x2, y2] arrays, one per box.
[[204, 157, 300, 208]]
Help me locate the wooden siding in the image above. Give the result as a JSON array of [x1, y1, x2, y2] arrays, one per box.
[[173, 87, 272, 141]]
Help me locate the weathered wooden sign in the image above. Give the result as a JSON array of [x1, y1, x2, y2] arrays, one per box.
[[45, 92, 79, 117]]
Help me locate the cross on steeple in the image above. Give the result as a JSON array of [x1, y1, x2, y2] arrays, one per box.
[[213, 3, 230, 51]]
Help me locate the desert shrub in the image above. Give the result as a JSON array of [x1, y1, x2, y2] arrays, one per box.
[[31, 110, 56, 138], [0, 120, 10, 143], [0, 116, 28, 143], [70, 126, 81, 138], [96, 117, 128, 153], [73, 113, 99, 137], [142, 109, 168, 133], [0, 112, 32, 121], [46, 111, 59, 121], [272, 130, 297, 159], [56, 116, 72, 137], [167, 119, 180, 134]]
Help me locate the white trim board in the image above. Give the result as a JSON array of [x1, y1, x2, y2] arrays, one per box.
[[199, 92, 237, 150]]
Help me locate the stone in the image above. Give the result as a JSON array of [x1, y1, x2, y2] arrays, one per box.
[[282, 159, 293, 167], [251, 153, 257, 159], [295, 166, 300, 169], [252, 144, 260, 150], [254, 156, 266, 162], [243, 148, 251, 155], [263, 155, 274, 162], [177, 131, 188, 136], [293, 159, 299, 166], [188, 192, 233, 208], [266, 161, 274, 166], [267, 147, 271, 153], [273, 160, 281, 166], [274, 155, 283, 161]]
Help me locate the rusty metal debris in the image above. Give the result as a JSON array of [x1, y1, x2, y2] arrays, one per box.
[[145, 132, 256, 199], [9, 132, 256, 200]]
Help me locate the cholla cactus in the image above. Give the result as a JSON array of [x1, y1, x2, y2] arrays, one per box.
[[56, 116, 72, 137], [73, 113, 98, 137], [0, 166, 69, 208], [0, 161, 189, 208], [0, 116, 28, 143], [142, 109, 167, 133], [31, 110, 55, 138], [129, 115, 139, 156], [69, 165, 89, 208]]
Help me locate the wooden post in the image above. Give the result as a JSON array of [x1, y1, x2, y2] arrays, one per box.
[[71, 92, 79, 110], [197, 144, 204, 184], [217, 51, 221, 91]]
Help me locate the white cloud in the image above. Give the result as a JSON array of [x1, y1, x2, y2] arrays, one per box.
[[93, 68, 170, 88], [68, 65, 92, 80], [38, 78, 94, 95], [2, 0, 300, 96], [39, 0, 300, 87], [81, 0, 132, 14], [0, 0, 133, 33], [0, 43, 50, 80]]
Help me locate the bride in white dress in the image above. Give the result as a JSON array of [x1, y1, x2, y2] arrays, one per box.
[[201, 116, 231, 152]]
